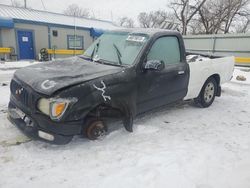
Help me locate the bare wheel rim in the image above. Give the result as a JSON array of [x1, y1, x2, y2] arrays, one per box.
[[87, 121, 106, 139], [204, 82, 215, 103]]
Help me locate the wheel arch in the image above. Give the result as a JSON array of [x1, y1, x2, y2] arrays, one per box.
[[86, 103, 124, 119], [83, 98, 136, 133], [208, 74, 221, 96], [197, 74, 220, 96], [210, 74, 220, 86]]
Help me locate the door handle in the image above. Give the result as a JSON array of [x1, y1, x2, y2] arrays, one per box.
[[178, 71, 185, 75]]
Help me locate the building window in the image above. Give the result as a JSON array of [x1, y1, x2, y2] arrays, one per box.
[[52, 30, 58, 37], [67, 35, 84, 50]]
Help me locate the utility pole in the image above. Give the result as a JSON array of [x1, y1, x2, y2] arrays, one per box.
[[74, 12, 76, 56], [24, 0, 27, 8]]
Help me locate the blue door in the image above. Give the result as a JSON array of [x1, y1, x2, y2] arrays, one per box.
[[17, 30, 35, 59]]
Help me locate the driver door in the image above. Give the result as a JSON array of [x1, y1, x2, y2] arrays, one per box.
[[136, 36, 189, 113]]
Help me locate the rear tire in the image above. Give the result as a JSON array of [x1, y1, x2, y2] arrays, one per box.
[[194, 77, 217, 108]]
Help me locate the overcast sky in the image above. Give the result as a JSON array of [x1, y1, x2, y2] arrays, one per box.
[[1, 0, 170, 22]]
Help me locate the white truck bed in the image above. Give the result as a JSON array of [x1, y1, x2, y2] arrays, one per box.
[[184, 56, 235, 100]]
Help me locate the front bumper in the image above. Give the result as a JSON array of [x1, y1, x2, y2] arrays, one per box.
[[8, 101, 82, 145]]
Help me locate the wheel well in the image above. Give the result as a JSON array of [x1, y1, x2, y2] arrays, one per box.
[[82, 104, 123, 134], [197, 74, 221, 99], [208, 74, 221, 96], [209, 74, 220, 86], [86, 104, 123, 120]]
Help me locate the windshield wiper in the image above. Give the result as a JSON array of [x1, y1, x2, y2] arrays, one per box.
[[113, 44, 123, 65], [95, 58, 124, 67]]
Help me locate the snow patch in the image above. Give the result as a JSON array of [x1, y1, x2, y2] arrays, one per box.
[[0, 68, 250, 188], [0, 60, 40, 70]]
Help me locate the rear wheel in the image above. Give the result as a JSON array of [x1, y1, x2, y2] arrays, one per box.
[[194, 77, 217, 108], [85, 119, 107, 140]]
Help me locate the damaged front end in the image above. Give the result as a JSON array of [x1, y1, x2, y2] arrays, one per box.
[[8, 79, 79, 144], [8, 61, 137, 144], [8, 30, 149, 144]]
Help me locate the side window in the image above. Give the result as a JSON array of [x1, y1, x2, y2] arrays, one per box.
[[147, 36, 181, 65]]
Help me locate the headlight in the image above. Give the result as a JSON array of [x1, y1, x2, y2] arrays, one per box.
[[37, 98, 50, 116], [37, 98, 77, 120]]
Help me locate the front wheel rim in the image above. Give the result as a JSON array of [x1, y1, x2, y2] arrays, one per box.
[[204, 82, 215, 103]]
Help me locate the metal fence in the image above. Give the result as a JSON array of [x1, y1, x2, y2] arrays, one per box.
[[183, 33, 250, 66]]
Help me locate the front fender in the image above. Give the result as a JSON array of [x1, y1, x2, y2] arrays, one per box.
[[57, 73, 137, 124]]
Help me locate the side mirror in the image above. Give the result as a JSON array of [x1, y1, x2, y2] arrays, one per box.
[[143, 60, 165, 71]]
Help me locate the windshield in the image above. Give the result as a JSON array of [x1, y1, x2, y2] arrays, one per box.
[[83, 32, 149, 65]]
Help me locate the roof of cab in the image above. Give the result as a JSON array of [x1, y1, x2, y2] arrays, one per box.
[[112, 28, 181, 36]]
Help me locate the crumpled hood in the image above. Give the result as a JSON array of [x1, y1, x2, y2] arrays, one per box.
[[14, 57, 123, 95]]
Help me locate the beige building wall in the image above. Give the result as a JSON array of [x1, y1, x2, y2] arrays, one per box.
[[0, 22, 94, 60], [0, 28, 16, 60], [1, 28, 16, 50]]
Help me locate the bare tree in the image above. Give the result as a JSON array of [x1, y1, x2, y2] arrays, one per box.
[[138, 12, 151, 28], [138, 10, 175, 28], [234, 15, 250, 33], [196, 0, 250, 34], [197, 0, 228, 34], [223, 0, 250, 33], [64, 4, 90, 18], [119, 17, 134, 28], [170, 0, 207, 35], [188, 18, 204, 34]]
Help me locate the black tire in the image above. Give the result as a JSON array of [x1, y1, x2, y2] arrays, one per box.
[[84, 119, 107, 140], [194, 77, 218, 108]]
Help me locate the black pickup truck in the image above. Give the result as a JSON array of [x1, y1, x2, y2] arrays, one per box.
[[8, 28, 234, 144]]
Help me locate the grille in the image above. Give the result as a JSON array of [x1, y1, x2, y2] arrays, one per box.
[[10, 80, 29, 107]]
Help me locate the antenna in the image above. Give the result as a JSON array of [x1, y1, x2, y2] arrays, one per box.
[[24, 0, 27, 8]]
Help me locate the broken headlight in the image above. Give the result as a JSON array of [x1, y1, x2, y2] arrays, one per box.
[[37, 98, 77, 120]]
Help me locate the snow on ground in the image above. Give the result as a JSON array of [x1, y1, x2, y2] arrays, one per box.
[[0, 60, 40, 82], [0, 60, 40, 70], [0, 66, 250, 188]]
